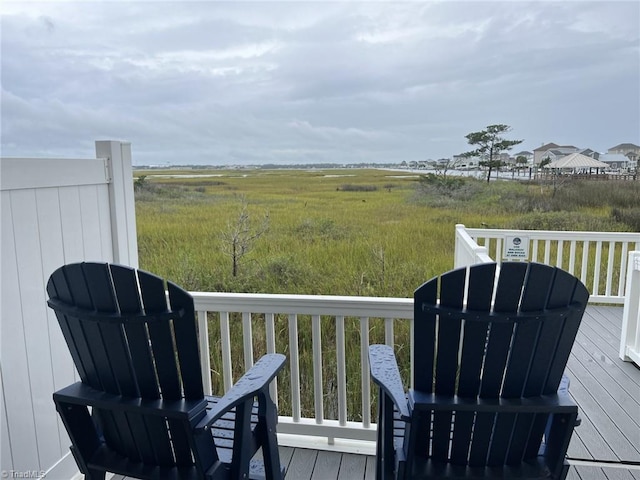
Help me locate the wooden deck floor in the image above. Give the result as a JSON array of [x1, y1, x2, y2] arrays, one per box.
[[277, 306, 640, 480], [564, 306, 640, 480]]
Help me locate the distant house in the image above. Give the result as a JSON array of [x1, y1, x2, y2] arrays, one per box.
[[513, 150, 534, 165], [600, 153, 633, 170], [546, 150, 570, 163], [607, 143, 640, 162], [579, 148, 600, 160], [533, 143, 579, 165], [453, 154, 479, 168], [495, 152, 511, 164]]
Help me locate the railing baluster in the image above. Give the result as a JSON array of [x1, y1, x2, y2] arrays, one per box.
[[568, 241, 577, 274], [288, 314, 301, 422], [220, 311, 232, 393], [243, 311, 253, 369], [581, 241, 590, 284], [336, 316, 347, 427], [360, 316, 371, 428], [606, 242, 616, 297], [197, 310, 212, 395], [594, 242, 603, 296], [384, 317, 394, 347], [532, 239, 539, 262], [557, 240, 564, 269], [544, 240, 551, 264], [265, 313, 278, 407], [312, 315, 324, 425], [619, 243, 629, 297]]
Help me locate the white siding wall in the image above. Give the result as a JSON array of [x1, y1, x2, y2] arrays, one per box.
[[0, 141, 137, 478]]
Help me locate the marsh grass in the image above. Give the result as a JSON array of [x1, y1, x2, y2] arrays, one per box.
[[136, 169, 638, 420]]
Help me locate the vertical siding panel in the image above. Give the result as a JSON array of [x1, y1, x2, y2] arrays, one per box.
[[35, 187, 76, 455], [11, 189, 62, 470], [1, 337, 14, 470], [78, 185, 106, 260], [58, 187, 86, 263], [1, 192, 39, 471], [1, 191, 14, 472], [96, 184, 114, 260]]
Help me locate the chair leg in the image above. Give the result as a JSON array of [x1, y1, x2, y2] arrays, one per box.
[[84, 468, 106, 480], [231, 400, 253, 479], [258, 392, 283, 480], [377, 389, 395, 480]]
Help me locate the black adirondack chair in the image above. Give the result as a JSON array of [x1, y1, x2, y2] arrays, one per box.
[[47, 262, 286, 480], [369, 262, 589, 480]]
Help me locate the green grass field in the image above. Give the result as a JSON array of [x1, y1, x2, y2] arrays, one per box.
[[136, 169, 637, 296]]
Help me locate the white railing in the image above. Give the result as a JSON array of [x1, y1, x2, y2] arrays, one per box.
[[191, 292, 413, 453], [454, 224, 640, 304], [620, 251, 640, 366]]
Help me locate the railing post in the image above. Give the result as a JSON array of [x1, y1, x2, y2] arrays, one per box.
[[620, 251, 640, 365], [454, 224, 465, 268], [454, 224, 492, 268], [95, 140, 138, 267]]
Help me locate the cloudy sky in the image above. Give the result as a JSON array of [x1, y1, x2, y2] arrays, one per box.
[[2, 1, 639, 166]]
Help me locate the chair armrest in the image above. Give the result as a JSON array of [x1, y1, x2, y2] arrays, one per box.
[[409, 390, 578, 415], [369, 345, 410, 420], [53, 383, 207, 420], [196, 353, 286, 430]]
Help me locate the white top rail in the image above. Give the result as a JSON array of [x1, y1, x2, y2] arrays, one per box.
[[192, 292, 413, 318]]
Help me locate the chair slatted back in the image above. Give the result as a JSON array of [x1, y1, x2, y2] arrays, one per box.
[[47, 262, 208, 468], [413, 262, 589, 467]]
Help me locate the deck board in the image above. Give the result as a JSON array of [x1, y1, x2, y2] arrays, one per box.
[[336, 452, 366, 479], [313, 451, 343, 479], [567, 307, 640, 466], [285, 447, 318, 479]]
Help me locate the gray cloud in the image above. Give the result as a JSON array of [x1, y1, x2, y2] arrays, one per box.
[[2, 1, 638, 165]]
